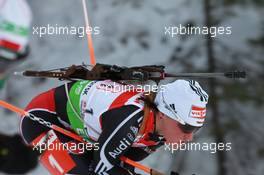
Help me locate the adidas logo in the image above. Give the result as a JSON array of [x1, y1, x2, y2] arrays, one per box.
[[169, 104, 177, 113], [169, 104, 175, 110]]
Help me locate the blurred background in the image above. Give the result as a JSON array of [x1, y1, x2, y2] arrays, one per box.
[[0, 0, 263, 174]]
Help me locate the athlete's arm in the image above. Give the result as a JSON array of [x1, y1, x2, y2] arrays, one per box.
[[92, 105, 143, 175]]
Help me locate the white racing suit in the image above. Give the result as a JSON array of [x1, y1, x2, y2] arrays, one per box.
[[21, 80, 165, 175]]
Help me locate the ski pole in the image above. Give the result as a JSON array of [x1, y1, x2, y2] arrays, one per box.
[[81, 0, 96, 66], [0, 100, 161, 174], [0, 100, 85, 142]]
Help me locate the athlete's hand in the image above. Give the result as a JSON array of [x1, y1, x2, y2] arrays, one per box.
[[151, 169, 165, 175]]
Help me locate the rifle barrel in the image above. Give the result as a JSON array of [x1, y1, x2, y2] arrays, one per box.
[[165, 71, 246, 79]]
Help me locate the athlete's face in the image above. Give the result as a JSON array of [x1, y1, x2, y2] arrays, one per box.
[[156, 112, 193, 144]]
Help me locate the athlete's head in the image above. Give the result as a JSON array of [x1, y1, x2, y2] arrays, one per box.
[[154, 80, 209, 144]]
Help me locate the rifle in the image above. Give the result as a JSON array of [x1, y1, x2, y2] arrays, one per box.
[[14, 63, 246, 83]]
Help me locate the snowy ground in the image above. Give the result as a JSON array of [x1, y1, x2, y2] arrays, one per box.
[[0, 0, 263, 175]]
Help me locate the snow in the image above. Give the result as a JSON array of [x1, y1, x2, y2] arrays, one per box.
[[0, 0, 263, 175]]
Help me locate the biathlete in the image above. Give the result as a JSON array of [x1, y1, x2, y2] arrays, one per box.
[[20, 79, 209, 175], [0, 0, 32, 92]]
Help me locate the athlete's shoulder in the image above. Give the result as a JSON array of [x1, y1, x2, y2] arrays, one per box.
[[104, 105, 143, 127]]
